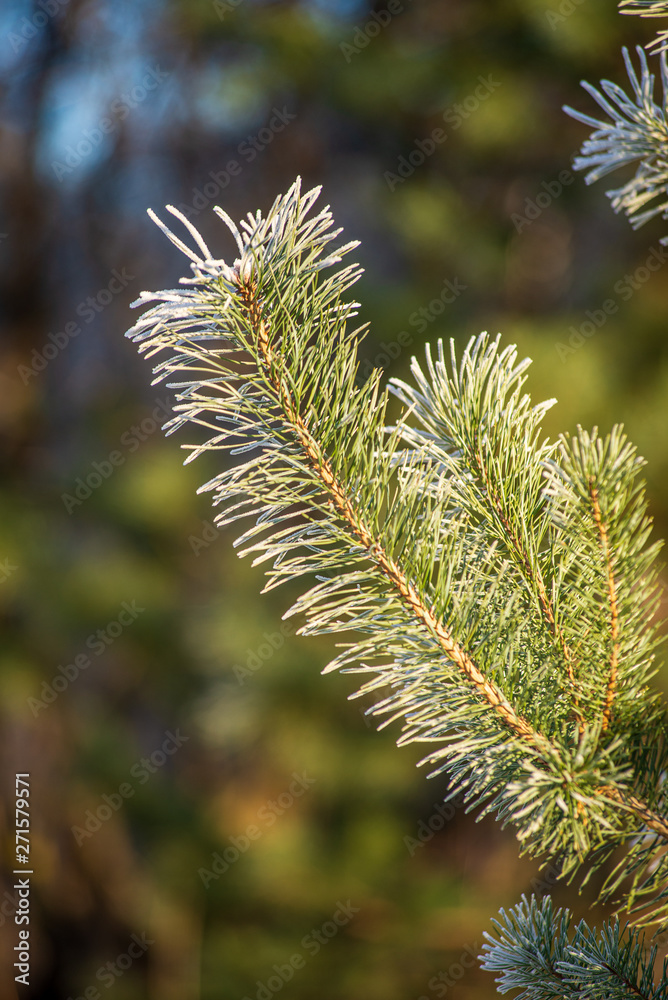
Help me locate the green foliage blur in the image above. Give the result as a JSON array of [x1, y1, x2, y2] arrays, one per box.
[[1, 0, 667, 997]]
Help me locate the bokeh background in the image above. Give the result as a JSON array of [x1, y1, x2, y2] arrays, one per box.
[[2, 0, 668, 997]]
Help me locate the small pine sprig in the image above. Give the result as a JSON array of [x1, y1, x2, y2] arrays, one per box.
[[125, 179, 668, 925], [565, 46, 668, 235], [620, 1, 668, 53], [481, 894, 668, 1000]]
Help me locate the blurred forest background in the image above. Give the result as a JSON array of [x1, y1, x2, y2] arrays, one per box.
[[2, 0, 668, 997]]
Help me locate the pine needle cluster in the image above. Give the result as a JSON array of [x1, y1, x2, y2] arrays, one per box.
[[482, 895, 668, 1000], [566, 2, 668, 234], [126, 175, 668, 996], [620, 2, 668, 53]]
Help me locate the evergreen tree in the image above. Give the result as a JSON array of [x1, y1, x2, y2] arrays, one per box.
[[566, 2, 668, 236], [125, 4, 668, 994]]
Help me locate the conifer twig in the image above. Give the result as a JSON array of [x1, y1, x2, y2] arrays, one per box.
[[237, 277, 668, 852], [565, 45, 668, 235], [589, 481, 620, 732], [237, 276, 536, 741], [126, 180, 668, 933], [471, 430, 584, 729]]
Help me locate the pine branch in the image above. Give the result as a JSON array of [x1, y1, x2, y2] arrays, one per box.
[[389, 344, 585, 728], [589, 482, 620, 731], [234, 270, 534, 737], [481, 894, 668, 1000], [542, 427, 665, 738], [564, 46, 668, 234], [125, 179, 668, 925], [620, 1, 668, 53]]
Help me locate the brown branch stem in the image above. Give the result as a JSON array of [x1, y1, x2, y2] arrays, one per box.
[[237, 279, 668, 843], [598, 786, 668, 841], [240, 281, 535, 741]]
